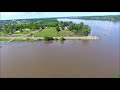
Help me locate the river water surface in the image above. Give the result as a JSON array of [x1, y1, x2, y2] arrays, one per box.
[[0, 19, 119, 78]]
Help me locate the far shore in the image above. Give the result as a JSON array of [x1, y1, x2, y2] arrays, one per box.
[[0, 36, 100, 42]]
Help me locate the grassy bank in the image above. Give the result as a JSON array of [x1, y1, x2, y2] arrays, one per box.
[[12, 38, 41, 42], [0, 37, 11, 41], [115, 74, 120, 78], [0, 36, 100, 42], [0, 37, 42, 42]]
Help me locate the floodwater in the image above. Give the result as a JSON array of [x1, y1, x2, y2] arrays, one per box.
[[0, 19, 119, 78]]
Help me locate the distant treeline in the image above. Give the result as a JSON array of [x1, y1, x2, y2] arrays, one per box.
[[0, 15, 120, 26], [68, 15, 120, 21]]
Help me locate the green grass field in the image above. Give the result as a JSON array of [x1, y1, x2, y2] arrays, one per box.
[[1, 28, 75, 37], [34, 28, 58, 37], [58, 30, 74, 36]]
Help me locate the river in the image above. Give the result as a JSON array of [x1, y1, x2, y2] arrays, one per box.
[[0, 19, 119, 78]]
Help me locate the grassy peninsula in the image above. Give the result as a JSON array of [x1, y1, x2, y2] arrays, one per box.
[[0, 19, 99, 42]]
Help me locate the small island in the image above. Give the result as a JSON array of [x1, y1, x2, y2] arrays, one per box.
[[0, 19, 100, 42]]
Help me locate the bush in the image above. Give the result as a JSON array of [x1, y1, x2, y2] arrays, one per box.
[[54, 38, 58, 40], [27, 38, 30, 40], [30, 33, 33, 36], [55, 26, 60, 32], [59, 36, 65, 41], [44, 36, 54, 41], [38, 39, 41, 41]]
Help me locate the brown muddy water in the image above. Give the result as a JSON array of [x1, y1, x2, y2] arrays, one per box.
[[0, 19, 119, 78]]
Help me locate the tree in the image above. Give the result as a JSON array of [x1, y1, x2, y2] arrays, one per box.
[[59, 36, 65, 41], [81, 25, 91, 36], [68, 24, 74, 31], [44, 36, 54, 41], [20, 29, 23, 33], [55, 26, 60, 32], [41, 26, 45, 29]]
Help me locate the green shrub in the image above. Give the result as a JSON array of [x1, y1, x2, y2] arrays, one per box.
[[30, 33, 33, 36], [59, 36, 65, 41], [54, 38, 58, 40], [26, 38, 30, 40], [37, 39, 41, 41], [44, 36, 54, 41]]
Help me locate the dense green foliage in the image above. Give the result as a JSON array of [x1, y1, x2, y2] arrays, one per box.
[[68, 22, 91, 36], [55, 26, 60, 32], [54, 38, 58, 40], [0, 19, 91, 37], [59, 36, 65, 41], [44, 36, 54, 41]]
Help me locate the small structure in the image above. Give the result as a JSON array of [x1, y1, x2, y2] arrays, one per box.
[[44, 27, 50, 29], [15, 30, 20, 33], [24, 28, 30, 31], [64, 26, 68, 30]]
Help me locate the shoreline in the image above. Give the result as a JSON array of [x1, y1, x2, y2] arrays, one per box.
[[0, 36, 100, 42]]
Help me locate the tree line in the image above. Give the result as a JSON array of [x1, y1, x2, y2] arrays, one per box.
[[68, 15, 120, 21]]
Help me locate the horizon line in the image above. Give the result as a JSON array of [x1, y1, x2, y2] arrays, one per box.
[[0, 15, 120, 20]]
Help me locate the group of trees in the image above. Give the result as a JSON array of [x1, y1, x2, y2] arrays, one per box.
[[0, 19, 59, 34], [0, 19, 91, 36], [56, 21, 91, 36], [77, 15, 120, 21], [68, 22, 91, 36], [44, 36, 65, 41]]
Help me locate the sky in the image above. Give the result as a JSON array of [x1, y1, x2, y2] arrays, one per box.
[[0, 12, 120, 20]]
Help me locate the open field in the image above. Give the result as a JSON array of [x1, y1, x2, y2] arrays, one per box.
[[34, 28, 58, 37]]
